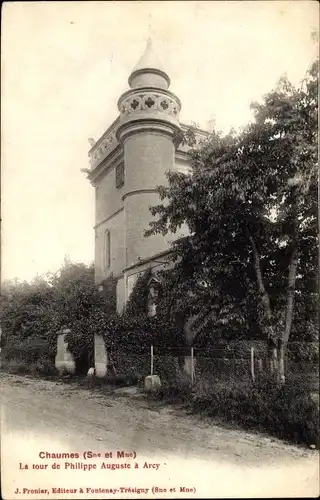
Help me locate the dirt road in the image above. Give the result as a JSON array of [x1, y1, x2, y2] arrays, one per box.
[[1, 373, 319, 499]]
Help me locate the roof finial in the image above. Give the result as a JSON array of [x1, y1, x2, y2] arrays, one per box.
[[147, 11, 152, 40]]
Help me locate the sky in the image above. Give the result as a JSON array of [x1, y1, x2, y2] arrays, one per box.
[[1, 1, 318, 282]]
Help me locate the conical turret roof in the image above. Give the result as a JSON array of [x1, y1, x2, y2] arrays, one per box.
[[131, 38, 166, 74], [128, 38, 170, 89]]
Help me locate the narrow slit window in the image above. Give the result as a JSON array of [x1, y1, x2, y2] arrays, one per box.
[[116, 162, 125, 188]]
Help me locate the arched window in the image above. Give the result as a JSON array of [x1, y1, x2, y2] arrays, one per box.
[[104, 230, 111, 270]]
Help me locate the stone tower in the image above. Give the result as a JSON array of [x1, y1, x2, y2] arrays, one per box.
[[87, 40, 208, 375]]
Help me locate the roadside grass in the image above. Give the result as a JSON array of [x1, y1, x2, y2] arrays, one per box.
[[147, 376, 319, 449]]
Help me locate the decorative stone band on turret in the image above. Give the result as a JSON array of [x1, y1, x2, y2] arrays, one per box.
[[118, 89, 181, 119], [116, 87, 181, 144]]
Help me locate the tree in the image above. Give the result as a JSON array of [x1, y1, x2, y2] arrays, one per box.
[[147, 59, 319, 384], [0, 261, 117, 366], [0, 277, 54, 340], [0, 276, 57, 363], [47, 262, 117, 361]]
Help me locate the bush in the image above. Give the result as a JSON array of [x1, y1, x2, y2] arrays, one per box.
[[2, 337, 55, 365], [151, 377, 319, 448], [1, 357, 58, 378], [153, 378, 192, 403], [194, 378, 319, 447], [31, 359, 59, 378], [2, 359, 33, 375], [109, 352, 150, 379], [105, 373, 142, 386]]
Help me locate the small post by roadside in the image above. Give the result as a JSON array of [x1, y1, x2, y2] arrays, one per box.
[[191, 346, 194, 386], [145, 344, 161, 393], [150, 345, 154, 376], [251, 346, 255, 383]]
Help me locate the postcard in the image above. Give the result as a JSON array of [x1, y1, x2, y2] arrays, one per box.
[[1, 1, 319, 499]]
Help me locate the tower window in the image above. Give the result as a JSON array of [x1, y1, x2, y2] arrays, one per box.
[[116, 162, 124, 188], [104, 230, 111, 270]]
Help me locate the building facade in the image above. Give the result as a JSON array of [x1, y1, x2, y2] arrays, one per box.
[[87, 39, 208, 315]]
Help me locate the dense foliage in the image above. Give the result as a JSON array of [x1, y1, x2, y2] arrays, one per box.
[[0, 261, 117, 367], [146, 59, 319, 382], [0, 276, 57, 364], [98, 269, 188, 355]]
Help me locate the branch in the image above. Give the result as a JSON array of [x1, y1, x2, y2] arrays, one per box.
[[282, 186, 301, 346], [247, 232, 272, 322], [282, 245, 299, 346]]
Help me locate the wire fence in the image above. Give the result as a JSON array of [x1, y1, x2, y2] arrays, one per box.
[[107, 342, 319, 387]]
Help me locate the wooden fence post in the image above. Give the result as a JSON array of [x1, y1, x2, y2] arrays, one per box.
[[191, 347, 194, 386], [251, 346, 255, 383], [151, 345, 154, 376]]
